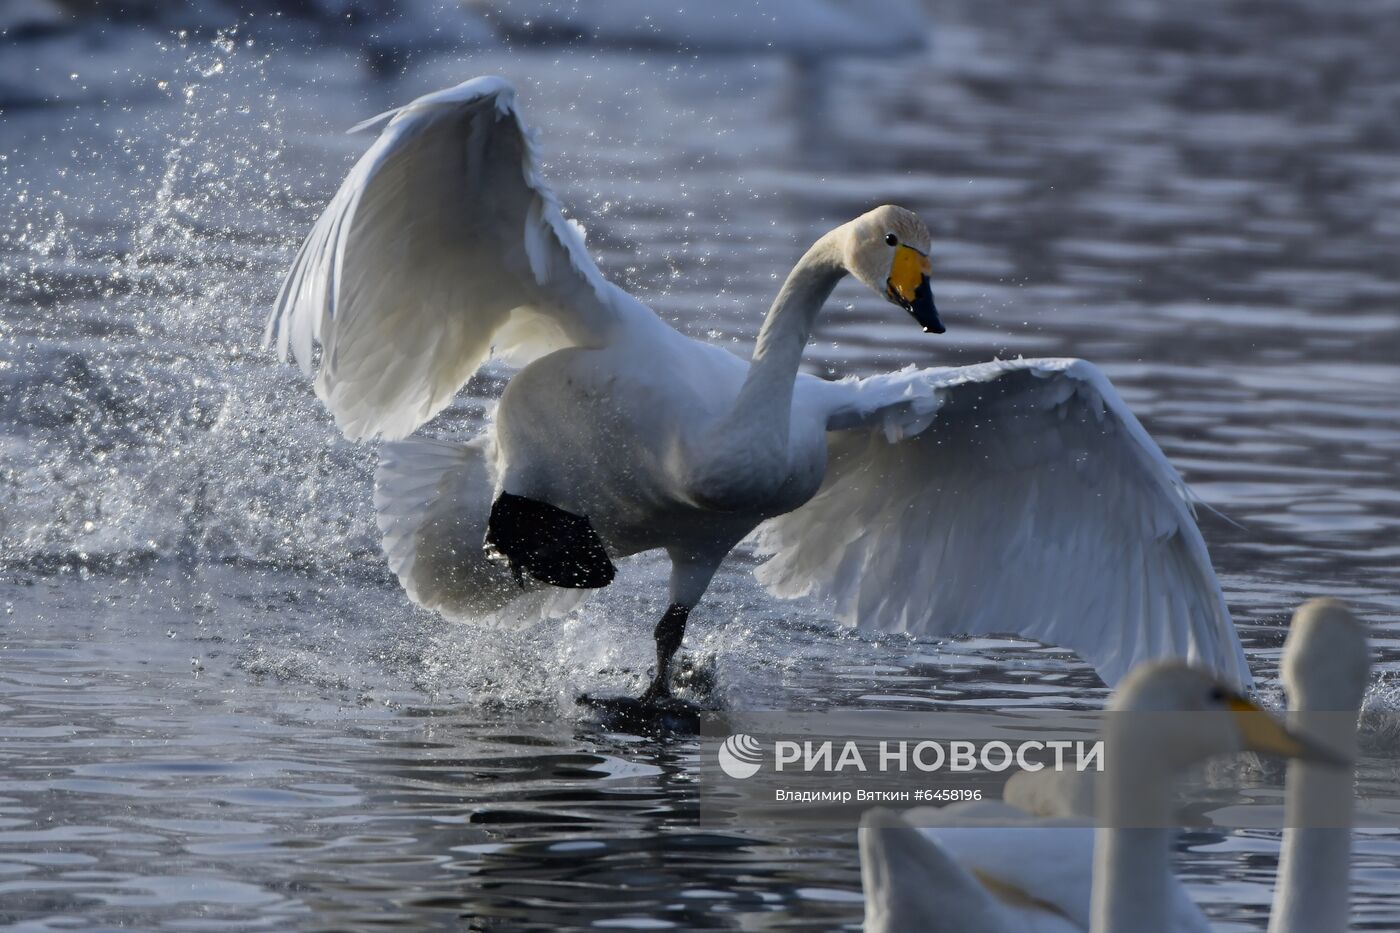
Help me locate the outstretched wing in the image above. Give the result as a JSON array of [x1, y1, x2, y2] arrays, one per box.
[[266, 75, 649, 440], [764, 359, 1251, 689]]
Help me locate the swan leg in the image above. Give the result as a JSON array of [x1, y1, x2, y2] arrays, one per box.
[[640, 603, 690, 701], [636, 550, 727, 703], [576, 602, 700, 732]]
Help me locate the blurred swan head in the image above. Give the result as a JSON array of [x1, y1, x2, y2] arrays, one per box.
[[1107, 661, 1348, 774]]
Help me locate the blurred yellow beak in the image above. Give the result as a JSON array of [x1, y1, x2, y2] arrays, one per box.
[[1228, 696, 1350, 768]]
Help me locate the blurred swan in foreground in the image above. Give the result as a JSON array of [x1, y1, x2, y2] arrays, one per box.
[[860, 599, 1367, 932], [266, 76, 1250, 705], [1269, 599, 1369, 933]]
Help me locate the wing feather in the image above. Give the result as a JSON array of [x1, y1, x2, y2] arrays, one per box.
[[266, 76, 647, 440], [769, 359, 1252, 689]]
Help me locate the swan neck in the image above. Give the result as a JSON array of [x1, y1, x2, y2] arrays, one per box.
[[732, 230, 846, 423], [753, 230, 846, 364], [1268, 706, 1357, 933], [1091, 738, 1177, 933]]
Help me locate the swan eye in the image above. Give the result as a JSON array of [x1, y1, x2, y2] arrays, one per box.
[[884, 233, 899, 247], [1207, 686, 1227, 703]]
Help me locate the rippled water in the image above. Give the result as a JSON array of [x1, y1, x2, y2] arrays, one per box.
[[3, 1, 1400, 929]]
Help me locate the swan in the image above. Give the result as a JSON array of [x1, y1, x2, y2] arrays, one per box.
[[265, 75, 1252, 706], [992, 600, 1370, 834], [859, 658, 1349, 932], [1268, 598, 1369, 933]]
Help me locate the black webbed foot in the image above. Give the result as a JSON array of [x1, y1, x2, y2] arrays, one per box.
[[577, 601, 705, 733], [484, 492, 616, 588], [577, 692, 706, 734]]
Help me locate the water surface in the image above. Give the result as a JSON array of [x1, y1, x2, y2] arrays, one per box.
[[2, 1, 1400, 929]]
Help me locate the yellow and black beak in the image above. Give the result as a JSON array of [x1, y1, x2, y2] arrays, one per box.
[[1227, 695, 1351, 768], [886, 244, 943, 334]]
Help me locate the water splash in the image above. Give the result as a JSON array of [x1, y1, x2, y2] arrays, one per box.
[[0, 27, 385, 576]]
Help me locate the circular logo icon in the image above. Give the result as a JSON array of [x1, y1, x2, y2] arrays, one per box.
[[717, 733, 763, 779]]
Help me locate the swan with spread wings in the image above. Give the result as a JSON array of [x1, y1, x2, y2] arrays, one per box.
[[266, 76, 1252, 706]]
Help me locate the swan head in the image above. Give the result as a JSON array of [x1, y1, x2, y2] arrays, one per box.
[[858, 808, 960, 931], [843, 205, 944, 334], [1282, 598, 1370, 712], [1108, 661, 1348, 773]]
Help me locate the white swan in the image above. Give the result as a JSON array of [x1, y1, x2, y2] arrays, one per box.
[[856, 599, 1360, 924], [859, 659, 1349, 932], [266, 75, 1251, 704], [1269, 598, 1369, 933]]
